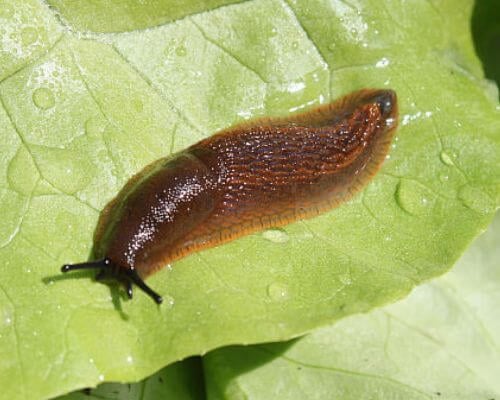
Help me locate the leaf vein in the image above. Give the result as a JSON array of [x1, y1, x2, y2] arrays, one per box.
[[110, 44, 205, 135], [258, 346, 433, 399], [190, 20, 269, 84]]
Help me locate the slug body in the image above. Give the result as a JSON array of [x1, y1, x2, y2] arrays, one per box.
[[62, 89, 398, 303]]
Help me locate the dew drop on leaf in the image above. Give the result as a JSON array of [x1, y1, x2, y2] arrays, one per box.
[[440, 150, 456, 166], [32, 87, 55, 110], [7, 146, 39, 195], [21, 26, 37, 46], [267, 282, 289, 301], [3, 313, 12, 327], [162, 295, 175, 309], [395, 179, 433, 215], [32, 146, 93, 194], [339, 273, 352, 285], [261, 229, 289, 244], [438, 173, 449, 183], [175, 45, 187, 57]]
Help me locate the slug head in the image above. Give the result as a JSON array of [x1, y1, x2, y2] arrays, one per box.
[[61, 258, 163, 304]]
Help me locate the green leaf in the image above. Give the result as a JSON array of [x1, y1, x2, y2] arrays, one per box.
[[45, 0, 245, 33], [472, 0, 500, 98], [55, 357, 204, 400], [203, 212, 500, 399], [0, 1, 498, 399]]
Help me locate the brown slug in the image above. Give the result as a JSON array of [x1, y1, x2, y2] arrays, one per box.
[[61, 88, 398, 304]]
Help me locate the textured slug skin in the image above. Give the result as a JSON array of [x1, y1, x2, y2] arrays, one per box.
[[94, 89, 398, 277]]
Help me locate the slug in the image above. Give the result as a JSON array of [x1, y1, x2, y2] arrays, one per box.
[[61, 88, 398, 304]]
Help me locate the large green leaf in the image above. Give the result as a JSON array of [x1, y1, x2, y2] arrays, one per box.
[[58, 212, 500, 399], [204, 212, 500, 399], [0, 1, 498, 399]]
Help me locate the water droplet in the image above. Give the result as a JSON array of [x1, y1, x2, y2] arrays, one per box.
[[163, 295, 175, 309], [89, 358, 94, 364], [458, 184, 495, 214], [126, 355, 133, 364], [175, 45, 187, 57], [439, 173, 449, 182], [286, 81, 306, 94], [440, 150, 456, 166], [237, 109, 253, 119], [328, 43, 336, 51], [267, 282, 289, 301], [21, 27, 38, 46], [4, 316, 12, 326], [98, 374, 105, 382], [262, 229, 289, 243], [32, 88, 55, 110], [339, 273, 352, 285], [291, 41, 299, 50], [269, 27, 278, 37], [84, 116, 106, 135], [7, 146, 39, 195], [395, 179, 433, 215], [375, 57, 390, 68], [32, 146, 93, 194]]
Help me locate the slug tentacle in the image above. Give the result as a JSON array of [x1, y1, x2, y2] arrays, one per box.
[[61, 258, 109, 272], [124, 268, 163, 304], [61, 258, 163, 304]]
